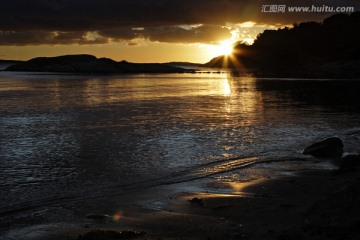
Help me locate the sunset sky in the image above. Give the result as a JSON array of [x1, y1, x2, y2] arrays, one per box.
[[0, 0, 358, 63]]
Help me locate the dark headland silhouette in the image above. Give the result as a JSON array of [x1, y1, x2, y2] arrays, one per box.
[[206, 12, 360, 78], [2, 12, 359, 77], [4, 55, 194, 74], [0, 60, 23, 70]]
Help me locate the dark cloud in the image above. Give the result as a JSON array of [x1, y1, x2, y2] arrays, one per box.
[[0, 0, 358, 45], [0, 24, 232, 46], [145, 25, 231, 43], [0, 31, 108, 45], [99, 25, 231, 44], [0, 31, 52, 45], [99, 28, 141, 41], [54, 31, 108, 44]]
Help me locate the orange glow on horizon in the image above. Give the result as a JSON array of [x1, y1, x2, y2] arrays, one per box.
[[211, 40, 235, 56], [0, 22, 272, 63]]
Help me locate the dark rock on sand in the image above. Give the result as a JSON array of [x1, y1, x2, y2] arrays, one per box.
[[78, 230, 145, 240], [302, 137, 343, 159], [340, 154, 360, 170], [304, 180, 360, 239]]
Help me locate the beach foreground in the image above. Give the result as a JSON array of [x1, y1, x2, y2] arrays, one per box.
[[4, 168, 360, 240]]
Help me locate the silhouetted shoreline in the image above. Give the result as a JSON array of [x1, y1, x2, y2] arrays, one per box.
[[3, 55, 196, 74], [206, 12, 360, 79]]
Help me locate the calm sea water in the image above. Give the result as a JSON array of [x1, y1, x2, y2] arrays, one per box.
[[0, 72, 359, 233]]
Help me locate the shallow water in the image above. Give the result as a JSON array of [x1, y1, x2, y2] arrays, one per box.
[[0, 72, 359, 234]]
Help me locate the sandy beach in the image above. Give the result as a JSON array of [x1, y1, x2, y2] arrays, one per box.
[[4, 167, 359, 240], [134, 169, 360, 240]]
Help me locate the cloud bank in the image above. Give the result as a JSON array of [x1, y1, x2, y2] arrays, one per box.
[[0, 0, 358, 45]]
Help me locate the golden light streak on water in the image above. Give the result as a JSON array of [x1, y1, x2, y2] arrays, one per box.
[[112, 211, 123, 222]]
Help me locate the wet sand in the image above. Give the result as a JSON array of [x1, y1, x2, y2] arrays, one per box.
[[4, 168, 360, 240], [135, 170, 360, 240]]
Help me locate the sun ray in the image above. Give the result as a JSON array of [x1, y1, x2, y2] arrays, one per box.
[[209, 39, 234, 57]]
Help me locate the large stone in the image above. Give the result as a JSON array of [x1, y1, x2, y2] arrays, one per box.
[[302, 137, 343, 159], [340, 154, 360, 170]]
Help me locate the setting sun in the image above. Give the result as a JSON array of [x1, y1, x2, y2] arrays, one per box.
[[207, 39, 235, 57], [0, 0, 358, 238]]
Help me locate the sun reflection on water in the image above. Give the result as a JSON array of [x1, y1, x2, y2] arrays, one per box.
[[222, 78, 231, 96]]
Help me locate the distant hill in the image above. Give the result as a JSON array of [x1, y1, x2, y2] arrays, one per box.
[[206, 12, 360, 78], [164, 62, 203, 67], [0, 60, 23, 70], [4, 55, 194, 74]]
